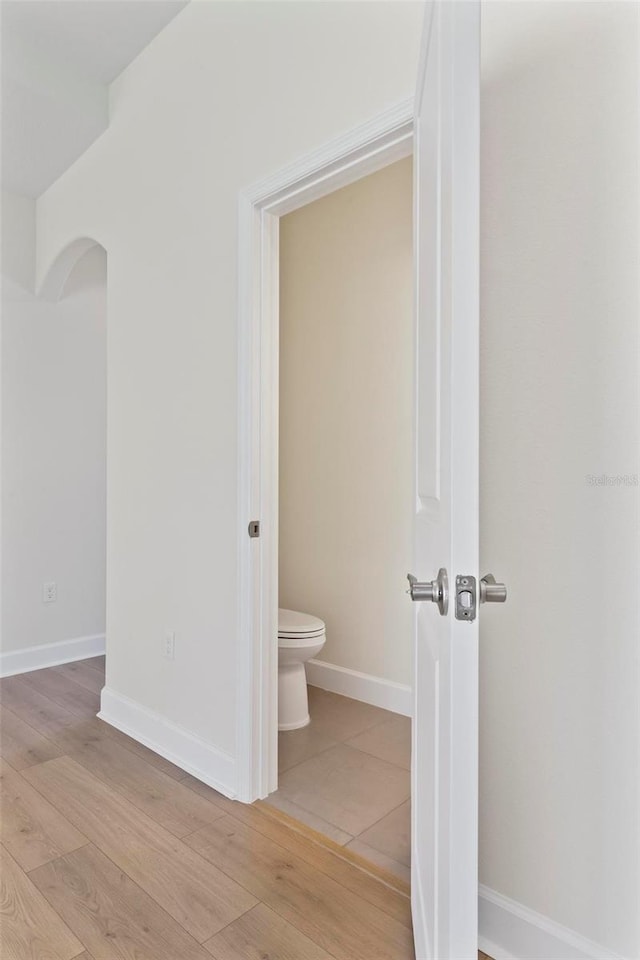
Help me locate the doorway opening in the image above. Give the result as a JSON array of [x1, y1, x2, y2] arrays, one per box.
[[236, 103, 415, 890], [258, 156, 413, 885]]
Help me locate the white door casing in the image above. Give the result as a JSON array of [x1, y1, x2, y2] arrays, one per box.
[[411, 2, 480, 958], [237, 102, 414, 803]]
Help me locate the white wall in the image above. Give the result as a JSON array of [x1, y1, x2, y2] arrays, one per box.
[[2, 191, 35, 295], [1, 22, 107, 197], [1, 191, 106, 666], [34, 2, 423, 770], [279, 158, 413, 689], [480, 3, 639, 957]]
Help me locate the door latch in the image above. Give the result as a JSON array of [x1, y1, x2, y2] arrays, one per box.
[[248, 520, 261, 538], [455, 573, 507, 621], [455, 575, 477, 621]]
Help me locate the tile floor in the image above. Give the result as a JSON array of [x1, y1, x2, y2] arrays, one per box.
[[264, 686, 411, 883]]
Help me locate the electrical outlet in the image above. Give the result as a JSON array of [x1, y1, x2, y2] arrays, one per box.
[[163, 630, 175, 660], [43, 581, 57, 603]]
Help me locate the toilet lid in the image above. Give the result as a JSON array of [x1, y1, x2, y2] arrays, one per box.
[[278, 608, 325, 637]]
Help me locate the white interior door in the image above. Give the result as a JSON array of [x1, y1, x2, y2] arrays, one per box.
[[411, 2, 480, 958]]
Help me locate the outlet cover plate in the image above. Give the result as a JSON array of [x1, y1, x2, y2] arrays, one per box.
[[43, 581, 57, 603]]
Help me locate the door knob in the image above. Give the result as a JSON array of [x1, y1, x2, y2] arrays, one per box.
[[479, 573, 507, 603], [407, 569, 449, 615]]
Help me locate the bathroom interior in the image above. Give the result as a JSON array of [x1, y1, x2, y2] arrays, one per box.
[[264, 156, 414, 885]]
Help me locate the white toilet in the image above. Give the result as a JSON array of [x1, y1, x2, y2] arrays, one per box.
[[278, 608, 326, 731]]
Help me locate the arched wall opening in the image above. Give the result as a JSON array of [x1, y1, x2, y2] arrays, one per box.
[[37, 236, 104, 302]]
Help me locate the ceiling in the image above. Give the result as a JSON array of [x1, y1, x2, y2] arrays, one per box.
[[1, 0, 189, 197]]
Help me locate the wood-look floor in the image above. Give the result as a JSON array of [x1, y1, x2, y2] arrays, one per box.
[[0, 658, 492, 960]]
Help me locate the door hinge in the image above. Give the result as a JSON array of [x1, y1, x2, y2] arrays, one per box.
[[248, 520, 261, 538]]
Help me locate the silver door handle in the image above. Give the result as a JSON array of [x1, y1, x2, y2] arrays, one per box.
[[407, 569, 449, 615], [479, 573, 507, 603]]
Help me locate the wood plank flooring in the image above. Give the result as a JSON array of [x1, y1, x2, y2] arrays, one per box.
[[0, 759, 87, 871], [0, 704, 63, 770], [0, 844, 83, 960], [0, 658, 492, 960]]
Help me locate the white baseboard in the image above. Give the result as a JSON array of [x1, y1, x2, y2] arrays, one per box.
[[479, 884, 627, 960], [305, 658, 412, 717], [0, 633, 105, 678], [98, 687, 238, 799]]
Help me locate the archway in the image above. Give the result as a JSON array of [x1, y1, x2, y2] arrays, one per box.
[[37, 236, 104, 302]]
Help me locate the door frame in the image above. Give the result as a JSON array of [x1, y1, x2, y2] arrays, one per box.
[[236, 99, 414, 802]]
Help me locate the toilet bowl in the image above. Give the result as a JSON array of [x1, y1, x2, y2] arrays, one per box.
[[278, 608, 326, 731]]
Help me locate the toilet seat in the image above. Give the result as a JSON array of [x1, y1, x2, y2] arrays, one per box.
[[278, 608, 325, 640], [278, 631, 325, 647]]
